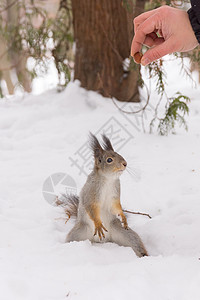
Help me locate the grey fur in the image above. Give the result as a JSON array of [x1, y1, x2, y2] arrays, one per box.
[[60, 134, 148, 257], [89, 132, 103, 159], [102, 134, 114, 151], [109, 219, 148, 257], [56, 194, 79, 218]]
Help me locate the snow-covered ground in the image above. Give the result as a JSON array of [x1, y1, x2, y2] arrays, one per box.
[[0, 58, 200, 300]]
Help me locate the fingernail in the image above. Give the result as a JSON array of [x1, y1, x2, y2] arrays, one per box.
[[141, 57, 150, 66]]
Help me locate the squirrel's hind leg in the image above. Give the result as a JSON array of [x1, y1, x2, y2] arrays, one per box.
[[109, 219, 148, 257], [66, 221, 93, 243]]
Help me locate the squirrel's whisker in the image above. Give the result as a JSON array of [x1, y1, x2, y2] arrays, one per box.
[[126, 166, 141, 182]]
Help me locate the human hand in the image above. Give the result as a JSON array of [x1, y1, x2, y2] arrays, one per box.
[[131, 5, 199, 66]]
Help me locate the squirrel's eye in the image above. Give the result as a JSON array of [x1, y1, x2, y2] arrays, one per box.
[[107, 157, 113, 163]]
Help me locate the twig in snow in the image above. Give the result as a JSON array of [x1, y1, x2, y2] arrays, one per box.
[[123, 209, 152, 219]]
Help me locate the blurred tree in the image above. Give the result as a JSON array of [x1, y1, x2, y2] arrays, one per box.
[[6, 0, 32, 93], [0, 0, 73, 95], [0, 0, 194, 135], [71, 0, 146, 102], [0, 35, 15, 95]]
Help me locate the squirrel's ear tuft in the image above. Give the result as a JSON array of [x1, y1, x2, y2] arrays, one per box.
[[89, 132, 103, 158], [102, 134, 114, 151]]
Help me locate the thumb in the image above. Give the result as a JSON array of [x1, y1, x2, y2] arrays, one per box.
[[141, 38, 175, 66]]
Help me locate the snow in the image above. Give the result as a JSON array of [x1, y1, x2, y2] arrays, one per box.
[[0, 58, 200, 300]]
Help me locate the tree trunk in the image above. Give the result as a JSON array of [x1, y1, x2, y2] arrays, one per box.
[[71, 0, 145, 102], [7, 0, 31, 93], [0, 36, 15, 94]]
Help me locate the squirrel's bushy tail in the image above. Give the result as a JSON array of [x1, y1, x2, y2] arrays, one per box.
[[56, 194, 79, 218]]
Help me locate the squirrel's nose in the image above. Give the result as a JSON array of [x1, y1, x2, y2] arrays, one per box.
[[122, 161, 127, 168]]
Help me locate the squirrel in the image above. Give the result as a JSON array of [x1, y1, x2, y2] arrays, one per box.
[[56, 133, 148, 257]]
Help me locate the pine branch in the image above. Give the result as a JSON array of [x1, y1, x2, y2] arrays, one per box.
[[158, 93, 190, 135]]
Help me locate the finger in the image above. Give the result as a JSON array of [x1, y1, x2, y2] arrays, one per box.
[[141, 37, 176, 66], [147, 32, 158, 40], [134, 9, 158, 33], [144, 36, 164, 48], [131, 13, 160, 56], [101, 230, 105, 238], [123, 222, 128, 229], [98, 229, 104, 240], [102, 225, 108, 232], [98, 231, 102, 240]]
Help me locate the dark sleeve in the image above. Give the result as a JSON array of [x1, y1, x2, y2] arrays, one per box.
[[188, 1, 200, 43]]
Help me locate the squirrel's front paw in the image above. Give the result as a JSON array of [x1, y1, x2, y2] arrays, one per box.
[[94, 222, 108, 240], [118, 213, 128, 230]]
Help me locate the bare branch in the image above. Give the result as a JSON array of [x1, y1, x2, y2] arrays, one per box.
[[98, 72, 150, 114], [123, 209, 152, 219], [0, 0, 18, 14]]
